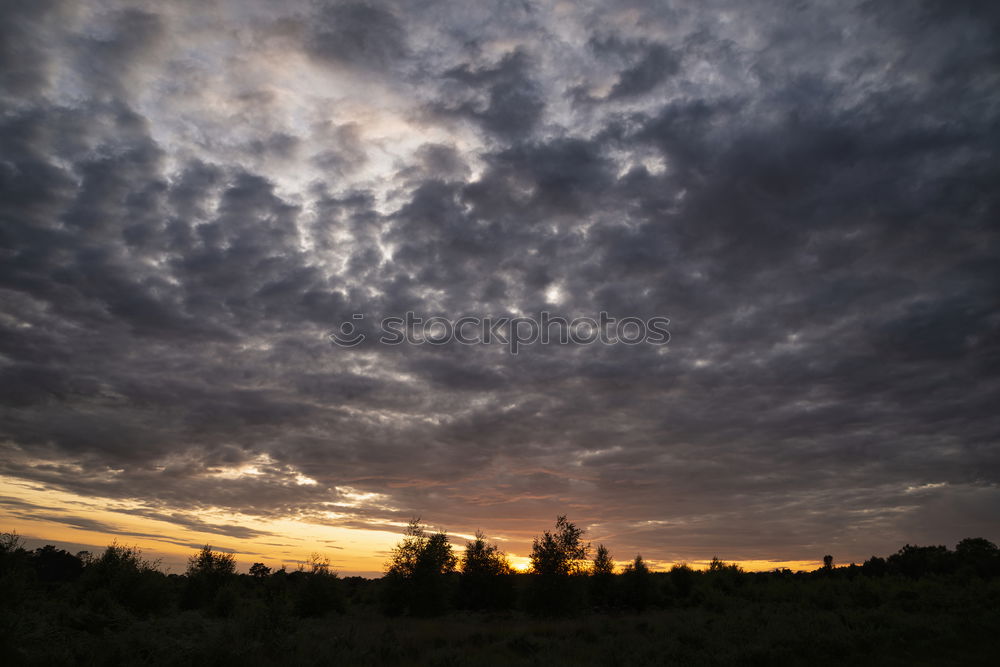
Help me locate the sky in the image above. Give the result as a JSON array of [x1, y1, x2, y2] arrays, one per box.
[[1, 0, 998, 576]]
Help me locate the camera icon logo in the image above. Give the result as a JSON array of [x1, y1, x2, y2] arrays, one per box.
[[326, 314, 366, 347]]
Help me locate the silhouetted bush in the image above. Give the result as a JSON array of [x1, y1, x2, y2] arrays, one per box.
[[862, 555, 888, 577], [622, 554, 654, 610], [182, 545, 237, 612], [32, 545, 83, 583], [954, 537, 1000, 577], [590, 543, 615, 609], [249, 562, 271, 579], [459, 531, 515, 611], [527, 516, 589, 615], [706, 557, 744, 593], [82, 542, 172, 616], [293, 554, 345, 617], [668, 564, 696, 602], [0, 530, 31, 633], [381, 519, 457, 616], [887, 544, 953, 578]]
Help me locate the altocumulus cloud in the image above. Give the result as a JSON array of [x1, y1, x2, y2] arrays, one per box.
[[0, 0, 998, 567]]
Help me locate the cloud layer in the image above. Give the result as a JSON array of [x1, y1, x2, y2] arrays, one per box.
[[2, 0, 998, 569]]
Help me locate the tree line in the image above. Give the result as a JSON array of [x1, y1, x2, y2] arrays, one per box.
[[3, 516, 999, 621], [377, 516, 1000, 615]]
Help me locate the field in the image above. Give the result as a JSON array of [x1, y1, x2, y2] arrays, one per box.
[[3, 534, 999, 666]]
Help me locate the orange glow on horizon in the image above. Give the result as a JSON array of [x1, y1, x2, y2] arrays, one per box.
[[2, 475, 822, 576]]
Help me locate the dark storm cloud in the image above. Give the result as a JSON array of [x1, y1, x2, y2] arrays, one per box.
[[305, 1, 408, 71], [607, 42, 679, 99], [431, 49, 546, 140], [1, 0, 998, 566], [583, 36, 682, 102]]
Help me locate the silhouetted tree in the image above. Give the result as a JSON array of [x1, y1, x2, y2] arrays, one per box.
[[668, 564, 696, 602], [0, 531, 30, 609], [530, 515, 589, 577], [592, 544, 614, 576], [528, 515, 590, 614], [590, 543, 615, 609], [622, 554, 654, 610], [459, 530, 515, 610], [382, 518, 457, 616], [293, 553, 344, 617], [32, 545, 83, 583], [862, 555, 887, 577], [0, 530, 22, 553], [249, 562, 271, 579], [887, 544, 952, 578], [954, 537, 1000, 577], [183, 545, 237, 613], [83, 542, 171, 615], [188, 545, 237, 578], [707, 557, 744, 592], [823, 554, 834, 571]]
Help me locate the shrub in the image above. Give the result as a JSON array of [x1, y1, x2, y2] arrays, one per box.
[[669, 564, 696, 602], [32, 545, 84, 583], [527, 516, 590, 615], [183, 545, 237, 612], [887, 544, 953, 578], [294, 554, 345, 617], [459, 531, 515, 611], [382, 519, 457, 616], [954, 538, 1000, 577], [622, 554, 654, 610], [82, 542, 172, 615], [590, 544, 616, 609]]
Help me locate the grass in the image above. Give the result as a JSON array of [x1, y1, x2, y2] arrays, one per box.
[[4, 535, 999, 665], [4, 575, 998, 666]]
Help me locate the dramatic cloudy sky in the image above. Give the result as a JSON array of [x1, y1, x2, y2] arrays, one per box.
[[1, 0, 998, 574]]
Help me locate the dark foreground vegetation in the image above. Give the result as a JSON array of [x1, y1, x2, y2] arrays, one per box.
[[2, 519, 999, 666]]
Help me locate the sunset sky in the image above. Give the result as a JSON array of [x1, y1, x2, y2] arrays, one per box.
[[1, 0, 998, 576]]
